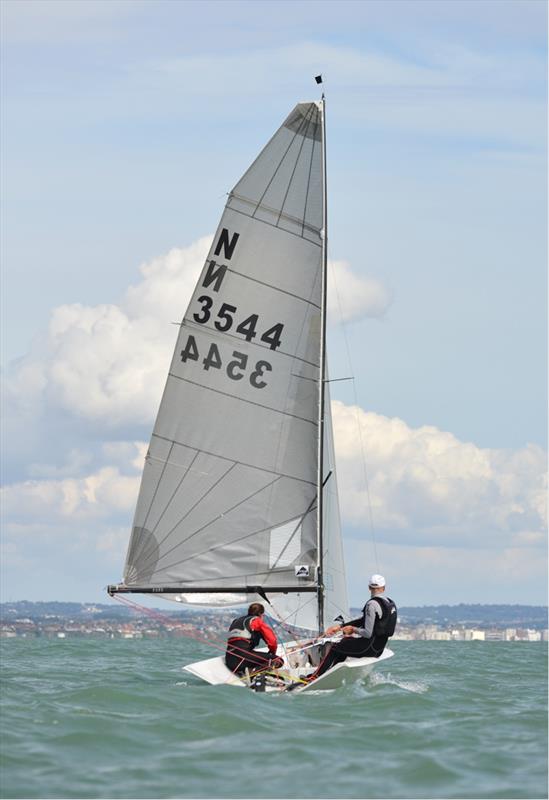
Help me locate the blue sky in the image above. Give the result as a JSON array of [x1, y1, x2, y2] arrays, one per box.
[[1, 0, 547, 607]]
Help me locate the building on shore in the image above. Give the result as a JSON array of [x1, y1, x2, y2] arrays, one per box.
[[1, 614, 548, 643]]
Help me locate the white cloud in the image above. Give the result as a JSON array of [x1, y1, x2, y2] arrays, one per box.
[[5, 238, 389, 427], [0, 520, 130, 602], [6, 239, 208, 426], [328, 259, 393, 322], [28, 448, 93, 480], [1, 467, 139, 521], [101, 441, 148, 471], [4, 401, 546, 554], [332, 400, 547, 547], [2, 399, 546, 603], [123, 240, 206, 321], [1, 441, 144, 523]]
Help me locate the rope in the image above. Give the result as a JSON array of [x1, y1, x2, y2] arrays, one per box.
[[113, 594, 316, 671], [113, 595, 335, 693], [265, 594, 317, 639], [113, 595, 269, 666]]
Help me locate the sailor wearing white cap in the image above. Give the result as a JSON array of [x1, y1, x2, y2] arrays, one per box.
[[305, 574, 397, 681]]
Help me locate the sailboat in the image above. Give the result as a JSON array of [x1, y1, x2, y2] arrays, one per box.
[[108, 91, 394, 692]]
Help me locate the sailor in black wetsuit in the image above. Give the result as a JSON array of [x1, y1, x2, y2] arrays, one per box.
[[310, 574, 397, 680]]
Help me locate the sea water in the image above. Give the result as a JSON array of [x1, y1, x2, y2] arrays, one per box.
[[0, 638, 547, 800]]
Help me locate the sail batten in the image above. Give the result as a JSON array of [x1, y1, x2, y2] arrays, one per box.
[[222, 264, 322, 307], [145, 477, 285, 572], [227, 200, 322, 242], [180, 320, 322, 367], [115, 101, 349, 630]]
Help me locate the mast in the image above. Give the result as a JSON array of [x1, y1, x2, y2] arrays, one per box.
[[317, 90, 328, 633]]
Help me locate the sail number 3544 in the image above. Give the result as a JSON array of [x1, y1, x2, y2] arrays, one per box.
[[181, 335, 272, 389], [183, 295, 285, 390], [192, 296, 284, 351]]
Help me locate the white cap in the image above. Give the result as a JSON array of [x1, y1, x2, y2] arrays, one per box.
[[368, 574, 386, 588]]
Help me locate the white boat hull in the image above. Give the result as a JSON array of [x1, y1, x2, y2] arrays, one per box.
[[293, 646, 394, 692], [183, 645, 394, 693]]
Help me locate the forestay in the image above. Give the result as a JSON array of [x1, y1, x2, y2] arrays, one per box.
[[119, 101, 348, 631]]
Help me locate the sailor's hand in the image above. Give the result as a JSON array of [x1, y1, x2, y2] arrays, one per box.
[[324, 625, 341, 636], [342, 625, 355, 636]]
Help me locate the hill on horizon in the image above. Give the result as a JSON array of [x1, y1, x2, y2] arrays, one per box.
[[1, 600, 547, 629]]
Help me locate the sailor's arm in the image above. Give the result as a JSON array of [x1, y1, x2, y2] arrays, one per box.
[[324, 615, 362, 636], [333, 601, 381, 637], [348, 600, 380, 637], [249, 617, 278, 653]]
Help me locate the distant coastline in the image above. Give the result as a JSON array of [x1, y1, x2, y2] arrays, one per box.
[[1, 601, 547, 642]]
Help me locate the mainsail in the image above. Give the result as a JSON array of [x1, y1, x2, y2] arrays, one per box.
[[109, 100, 349, 631]]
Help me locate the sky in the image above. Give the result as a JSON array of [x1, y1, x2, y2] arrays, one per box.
[[1, 0, 547, 608]]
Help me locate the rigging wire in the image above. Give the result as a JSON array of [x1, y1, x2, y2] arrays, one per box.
[[265, 593, 318, 641], [327, 251, 380, 574]]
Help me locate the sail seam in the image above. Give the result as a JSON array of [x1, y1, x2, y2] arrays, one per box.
[[228, 200, 321, 244], [142, 462, 238, 565], [135, 450, 200, 564], [227, 103, 317, 204], [267, 243, 324, 513], [181, 318, 320, 368], [134, 450, 201, 569], [251, 102, 314, 222], [140, 441, 174, 533], [148, 451, 200, 540], [269, 493, 317, 571], [148, 475, 283, 572], [167, 373, 319, 426], [152, 506, 317, 576], [151, 433, 316, 487], [145, 454, 206, 471], [229, 194, 322, 239], [302, 113, 317, 238], [276, 106, 314, 228], [224, 268, 321, 309], [175, 475, 282, 548], [284, 102, 322, 142]]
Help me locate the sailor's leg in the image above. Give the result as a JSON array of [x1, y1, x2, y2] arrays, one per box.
[[225, 650, 247, 674], [247, 649, 283, 672], [310, 637, 376, 679], [226, 647, 284, 676], [312, 644, 349, 678]]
